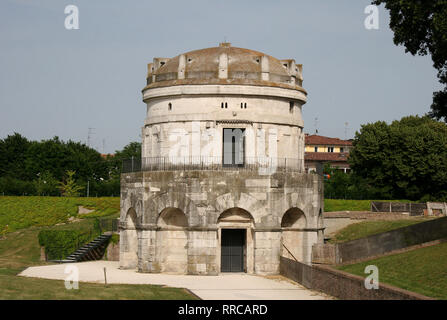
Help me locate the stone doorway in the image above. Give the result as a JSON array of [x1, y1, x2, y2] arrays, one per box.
[[221, 229, 246, 272], [217, 207, 254, 273]]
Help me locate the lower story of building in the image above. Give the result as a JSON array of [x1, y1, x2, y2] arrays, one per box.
[[119, 170, 324, 275]]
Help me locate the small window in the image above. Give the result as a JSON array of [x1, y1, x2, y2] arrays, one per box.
[[241, 103, 243, 109], [244, 103, 247, 109], [225, 102, 228, 109], [328, 147, 334, 152], [314, 146, 318, 152], [289, 101, 294, 113], [221, 102, 224, 109], [168, 103, 172, 111], [340, 147, 344, 153]]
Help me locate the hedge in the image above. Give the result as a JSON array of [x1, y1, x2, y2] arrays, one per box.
[[38, 229, 99, 260]]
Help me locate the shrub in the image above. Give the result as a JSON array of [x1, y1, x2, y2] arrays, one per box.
[[38, 229, 98, 260]]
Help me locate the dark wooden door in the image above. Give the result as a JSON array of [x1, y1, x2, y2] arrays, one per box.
[[221, 229, 245, 272]]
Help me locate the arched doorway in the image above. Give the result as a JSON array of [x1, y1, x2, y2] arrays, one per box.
[[156, 207, 188, 273], [217, 207, 254, 273], [120, 208, 139, 269], [280, 208, 307, 262]]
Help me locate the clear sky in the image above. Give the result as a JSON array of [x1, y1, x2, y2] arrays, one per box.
[[0, 0, 442, 153]]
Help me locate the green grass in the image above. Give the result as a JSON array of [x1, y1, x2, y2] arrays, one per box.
[[0, 224, 196, 300], [324, 199, 372, 212], [0, 267, 196, 300], [0, 197, 196, 300], [338, 242, 447, 299], [324, 199, 414, 212], [0, 196, 119, 234], [328, 219, 428, 243]]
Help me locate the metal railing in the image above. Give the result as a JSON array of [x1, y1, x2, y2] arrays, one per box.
[[122, 156, 304, 173], [99, 217, 119, 233]]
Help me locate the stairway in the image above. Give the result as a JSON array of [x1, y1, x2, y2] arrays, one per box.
[[59, 232, 112, 263]]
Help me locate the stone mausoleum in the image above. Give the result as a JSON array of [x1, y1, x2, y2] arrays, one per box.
[[119, 43, 324, 275]]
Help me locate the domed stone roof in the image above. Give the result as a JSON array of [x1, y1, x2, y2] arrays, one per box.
[[143, 43, 305, 93]]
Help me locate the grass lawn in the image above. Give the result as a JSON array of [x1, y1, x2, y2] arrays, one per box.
[[0, 196, 197, 300], [328, 219, 428, 243], [338, 242, 447, 299], [0, 267, 195, 300], [324, 199, 413, 212], [0, 196, 120, 234]]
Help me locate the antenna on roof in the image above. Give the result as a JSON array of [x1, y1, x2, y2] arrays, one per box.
[[314, 117, 319, 134], [344, 122, 349, 140], [87, 127, 95, 148]]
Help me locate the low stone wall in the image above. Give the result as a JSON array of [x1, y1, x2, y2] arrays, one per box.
[[313, 216, 447, 264], [280, 257, 433, 300], [106, 241, 120, 261]]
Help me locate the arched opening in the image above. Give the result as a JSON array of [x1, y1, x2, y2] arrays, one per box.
[[217, 208, 254, 273], [120, 208, 139, 269], [156, 207, 188, 273], [280, 208, 307, 262], [281, 207, 306, 228]]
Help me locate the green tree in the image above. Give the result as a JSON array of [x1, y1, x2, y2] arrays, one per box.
[[114, 142, 141, 160], [24, 136, 107, 182], [59, 170, 84, 197], [349, 115, 447, 201], [373, 0, 447, 121], [33, 171, 59, 196], [0, 133, 31, 180]]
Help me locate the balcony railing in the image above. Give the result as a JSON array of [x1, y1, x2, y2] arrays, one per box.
[[122, 156, 304, 173]]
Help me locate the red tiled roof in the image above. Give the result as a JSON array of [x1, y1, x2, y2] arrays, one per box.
[[101, 153, 115, 159], [304, 152, 350, 162], [305, 134, 352, 146]]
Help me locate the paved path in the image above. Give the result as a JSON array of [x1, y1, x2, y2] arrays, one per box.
[[19, 261, 331, 300]]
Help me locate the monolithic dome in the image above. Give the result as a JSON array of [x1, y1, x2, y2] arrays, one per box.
[[119, 43, 324, 275]]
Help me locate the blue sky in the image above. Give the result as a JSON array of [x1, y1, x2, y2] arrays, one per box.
[[0, 0, 442, 153]]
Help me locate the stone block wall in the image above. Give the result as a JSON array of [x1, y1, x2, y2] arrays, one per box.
[[280, 257, 433, 300], [119, 170, 324, 275]]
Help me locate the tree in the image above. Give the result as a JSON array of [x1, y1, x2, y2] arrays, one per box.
[[349, 115, 447, 201], [0, 133, 31, 180], [114, 142, 141, 160], [373, 1, 447, 121], [59, 170, 84, 197], [33, 171, 59, 196]]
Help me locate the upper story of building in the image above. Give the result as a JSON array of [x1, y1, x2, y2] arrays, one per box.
[[142, 43, 307, 128], [139, 44, 310, 171]]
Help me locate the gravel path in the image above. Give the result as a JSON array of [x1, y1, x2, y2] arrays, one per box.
[[19, 261, 331, 300]]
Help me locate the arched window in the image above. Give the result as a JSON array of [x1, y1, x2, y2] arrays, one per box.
[[168, 102, 172, 111]]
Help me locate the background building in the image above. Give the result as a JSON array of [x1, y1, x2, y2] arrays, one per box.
[[304, 134, 352, 173]]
